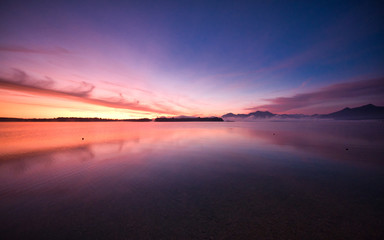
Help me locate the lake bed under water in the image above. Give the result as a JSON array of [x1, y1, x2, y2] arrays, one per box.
[[0, 121, 383, 239]]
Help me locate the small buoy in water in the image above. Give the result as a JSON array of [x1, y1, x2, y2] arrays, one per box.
[[82, 138, 84, 140], [273, 133, 275, 135], [345, 148, 349, 151]]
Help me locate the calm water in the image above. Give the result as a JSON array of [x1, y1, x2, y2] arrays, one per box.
[[0, 121, 383, 239]]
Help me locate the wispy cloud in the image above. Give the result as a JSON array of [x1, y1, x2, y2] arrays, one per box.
[[8, 69, 94, 97], [0, 45, 71, 55], [0, 69, 179, 114], [247, 78, 384, 113]]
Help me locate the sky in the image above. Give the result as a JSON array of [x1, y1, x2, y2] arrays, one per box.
[[0, 0, 383, 119]]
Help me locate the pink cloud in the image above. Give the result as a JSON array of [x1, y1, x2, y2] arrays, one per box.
[[0, 69, 179, 115]]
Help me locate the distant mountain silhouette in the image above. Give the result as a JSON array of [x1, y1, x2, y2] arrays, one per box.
[[223, 111, 276, 119], [319, 104, 384, 120], [2, 104, 383, 122], [222, 110, 308, 120], [222, 104, 384, 121]]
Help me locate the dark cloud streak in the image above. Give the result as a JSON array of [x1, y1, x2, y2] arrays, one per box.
[[0, 45, 71, 55], [0, 70, 177, 114], [247, 78, 384, 113]]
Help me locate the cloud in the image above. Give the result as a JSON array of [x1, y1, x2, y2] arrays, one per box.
[[0, 45, 71, 55], [7, 69, 94, 97], [0, 69, 179, 114], [247, 78, 384, 113]]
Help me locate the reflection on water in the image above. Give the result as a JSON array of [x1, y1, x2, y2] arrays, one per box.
[[0, 121, 383, 239]]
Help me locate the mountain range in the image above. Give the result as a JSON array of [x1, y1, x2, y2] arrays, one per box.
[[222, 104, 384, 121]]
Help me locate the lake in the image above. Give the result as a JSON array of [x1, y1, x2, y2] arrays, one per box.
[[0, 121, 383, 239]]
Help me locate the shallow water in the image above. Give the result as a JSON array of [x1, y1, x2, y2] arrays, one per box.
[[0, 121, 383, 239]]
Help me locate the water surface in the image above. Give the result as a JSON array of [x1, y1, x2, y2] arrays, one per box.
[[1, 121, 383, 239]]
